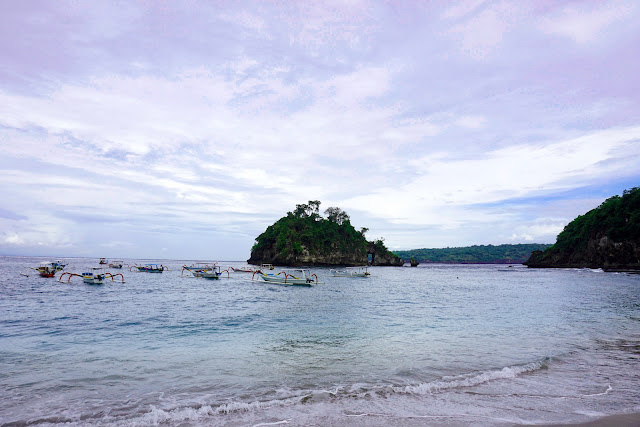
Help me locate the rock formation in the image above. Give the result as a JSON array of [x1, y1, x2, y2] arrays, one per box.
[[248, 201, 403, 267], [525, 187, 640, 270]]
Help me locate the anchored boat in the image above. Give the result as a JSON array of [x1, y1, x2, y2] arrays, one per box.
[[253, 268, 318, 286], [109, 260, 124, 269], [182, 262, 217, 277], [231, 266, 255, 273], [32, 262, 58, 277], [131, 264, 166, 273], [201, 266, 226, 279], [59, 267, 125, 284], [330, 266, 370, 277]]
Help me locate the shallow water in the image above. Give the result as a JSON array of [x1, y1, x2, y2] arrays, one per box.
[[1, 257, 639, 426]]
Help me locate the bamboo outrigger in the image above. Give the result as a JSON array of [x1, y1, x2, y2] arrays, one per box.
[[252, 268, 318, 286], [59, 267, 125, 284]]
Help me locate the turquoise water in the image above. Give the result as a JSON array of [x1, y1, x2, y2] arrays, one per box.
[[1, 256, 639, 426]]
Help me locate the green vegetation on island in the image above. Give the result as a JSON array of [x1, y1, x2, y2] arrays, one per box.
[[394, 244, 552, 264], [526, 187, 640, 270], [248, 201, 403, 266]]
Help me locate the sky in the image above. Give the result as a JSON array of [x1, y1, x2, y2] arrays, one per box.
[[1, 0, 639, 261]]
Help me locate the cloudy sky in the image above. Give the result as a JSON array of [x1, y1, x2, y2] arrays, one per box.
[[1, 1, 639, 260]]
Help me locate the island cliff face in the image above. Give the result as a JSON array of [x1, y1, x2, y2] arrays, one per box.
[[248, 201, 403, 267], [525, 187, 640, 270]]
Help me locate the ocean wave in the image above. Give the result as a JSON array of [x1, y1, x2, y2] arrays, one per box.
[[393, 360, 548, 395], [5, 361, 551, 426], [126, 361, 549, 424]]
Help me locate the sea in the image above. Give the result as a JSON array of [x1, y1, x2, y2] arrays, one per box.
[[1, 256, 639, 426]]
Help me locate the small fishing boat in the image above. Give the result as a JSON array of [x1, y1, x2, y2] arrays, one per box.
[[51, 260, 67, 271], [330, 266, 370, 277], [59, 267, 125, 284], [109, 260, 124, 269], [32, 262, 57, 278], [253, 269, 318, 286], [131, 264, 166, 273], [201, 266, 222, 279], [182, 262, 217, 277], [231, 266, 255, 273], [99, 258, 108, 264], [260, 264, 275, 271]]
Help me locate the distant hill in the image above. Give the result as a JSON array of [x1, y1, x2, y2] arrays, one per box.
[[248, 201, 403, 266], [525, 187, 640, 270], [394, 244, 552, 264]]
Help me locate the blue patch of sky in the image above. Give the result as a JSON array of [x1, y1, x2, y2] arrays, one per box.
[[469, 179, 640, 210], [0, 208, 27, 221]]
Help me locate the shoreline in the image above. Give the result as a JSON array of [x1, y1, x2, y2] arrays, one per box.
[[537, 413, 640, 427]]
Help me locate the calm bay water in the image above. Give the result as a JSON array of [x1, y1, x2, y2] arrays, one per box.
[[1, 256, 639, 426]]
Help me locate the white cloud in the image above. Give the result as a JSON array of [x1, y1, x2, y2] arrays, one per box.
[[442, 0, 487, 20], [447, 2, 522, 60], [539, 3, 635, 44], [346, 126, 640, 226], [455, 115, 486, 129], [1, 1, 639, 257]]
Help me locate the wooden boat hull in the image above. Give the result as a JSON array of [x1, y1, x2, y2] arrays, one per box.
[[136, 267, 163, 273], [259, 274, 312, 286], [331, 272, 368, 277]]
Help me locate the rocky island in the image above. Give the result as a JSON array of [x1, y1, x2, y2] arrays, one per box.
[[248, 201, 403, 266], [525, 187, 640, 270]]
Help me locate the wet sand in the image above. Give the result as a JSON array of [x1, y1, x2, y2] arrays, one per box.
[[541, 413, 640, 427]]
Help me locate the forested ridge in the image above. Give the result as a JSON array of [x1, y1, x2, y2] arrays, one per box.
[[394, 244, 552, 264], [526, 187, 640, 269]]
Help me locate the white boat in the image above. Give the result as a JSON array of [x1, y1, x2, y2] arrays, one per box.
[[330, 266, 370, 277], [231, 266, 255, 273], [201, 266, 222, 279], [82, 267, 107, 284], [109, 260, 124, 269], [182, 262, 218, 277], [51, 260, 67, 271], [59, 267, 125, 284], [260, 263, 275, 271], [255, 269, 317, 286]]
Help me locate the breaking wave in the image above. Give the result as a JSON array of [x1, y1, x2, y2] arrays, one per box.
[[8, 360, 550, 426], [394, 360, 548, 395]]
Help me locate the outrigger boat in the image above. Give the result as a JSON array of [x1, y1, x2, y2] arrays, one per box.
[[330, 266, 370, 277], [131, 264, 166, 273], [99, 258, 107, 264], [230, 266, 255, 273], [59, 267, 125, 284], [51, 260, 67, 271], [260, 264, 275, 270], [182, 262, 217, 277], [253, 268, 318, 286], [201, 266, 231, 280], [109, 260, 124, 269], [29, 262, 61, 278]]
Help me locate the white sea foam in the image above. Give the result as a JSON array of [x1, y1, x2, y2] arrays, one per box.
[[394, 361, 547, 395], [584, 384, 613, 397], [252, 420, 290, 426]]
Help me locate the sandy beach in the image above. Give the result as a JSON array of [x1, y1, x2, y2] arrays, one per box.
[[541, 413, 640, 427]]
